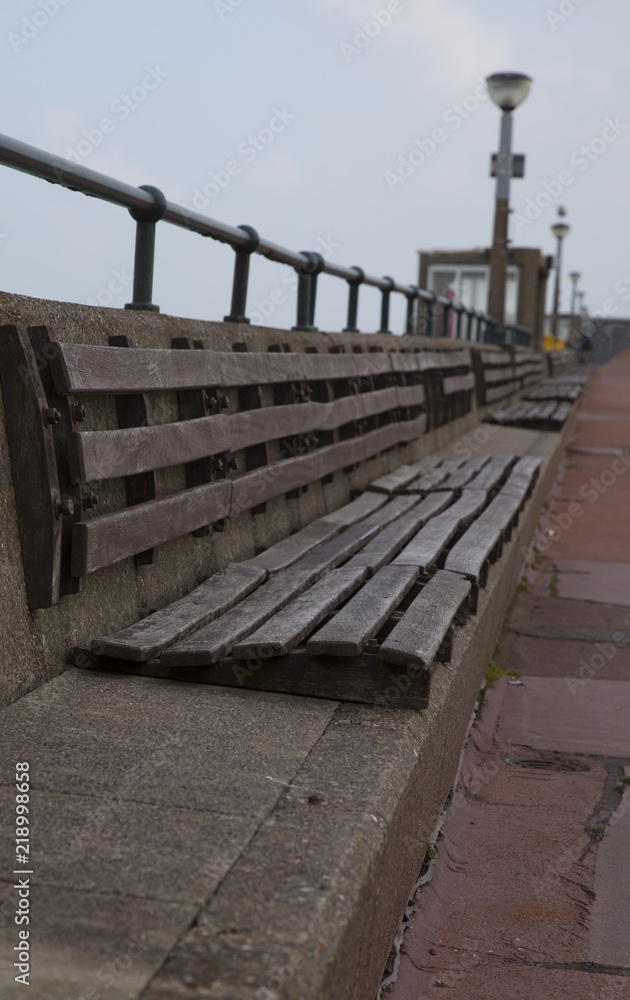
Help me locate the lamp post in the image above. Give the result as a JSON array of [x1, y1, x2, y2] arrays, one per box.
[[569, 271, 581, 315], [551, 208, 570, 342], [486, 71, 532, 335]]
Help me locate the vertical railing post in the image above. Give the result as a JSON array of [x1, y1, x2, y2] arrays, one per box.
[[466, 310, 474, 341], [378, 277, 395, 334], [293, 252, 324, 331], [224, 225, 260, 323], [455, 305, 463, 340], [344, 267, 365, 332], [405, 286, 418, 335], [441, 300, 452, 338], [426, 292, 436, 336], [124, 185, 167, 312]]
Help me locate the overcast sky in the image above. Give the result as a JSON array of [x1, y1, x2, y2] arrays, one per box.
[[1, 0, 629, 334]]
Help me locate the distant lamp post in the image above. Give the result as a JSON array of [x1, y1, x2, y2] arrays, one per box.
[[486, 71, 533, 336], [551, 207, 571, 342], [569, 271, 581, 315]]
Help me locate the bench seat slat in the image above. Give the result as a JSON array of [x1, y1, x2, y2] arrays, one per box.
[[464, 453, 515, 492], [379, 570, 471, 669], [231, 566, 368, 658], [444, 520, 502, 583], [392, 490, 486, 571], [72, 478, 232, 577], [368, 455, 441, 495], [93, 562, 267, 662], [290, 521, 382, 575], [438, 455, 491, 491], [442, 371, 476, 395], [306, 565, 419, 657], [347, 491, 454, 573], [476, 492, 522, 535], [160, 569, 320, 666], [405, 457, 466, 494]]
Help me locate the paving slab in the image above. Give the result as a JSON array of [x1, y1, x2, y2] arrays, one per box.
[[497, 677, 630, 756], [589, 768, 630, 968], [554, 560, 630, 606], [500, 631, 630, 680]]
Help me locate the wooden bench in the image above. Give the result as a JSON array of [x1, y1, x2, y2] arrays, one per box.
[[73, 449, 542, 708], [0, 323, 546, 711]]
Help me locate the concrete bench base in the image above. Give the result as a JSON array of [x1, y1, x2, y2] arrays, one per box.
[[0, 424, 571, 1000]]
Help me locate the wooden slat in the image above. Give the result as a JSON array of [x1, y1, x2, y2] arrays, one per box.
[[306, 565, 419, 656], [439, 455, 491, 491], [444, 520, 503, 584], [368, 455, 442, 494], [159, 568, 320, 666], [93, 562, 267, 661], [71, 478, 232, 576], [231, 566, 368, 658], [67, 387, 405, 484], [245, 520, 341, 574], [379, 570, 471, 669], [479, 350, 512, 366], [389, 352, 421, 373], [320, 491, 389, 526], [418, 350, 471, 371], [483, 367, 516, 384], [485, 381, 520, 402], [0, 325, 62, 608], [291, 521, 382, 574], [476, 492, 522, 536], [398, 413, 428, 442], [442, 372, 475, 395], [391, 489, 486, 572], [552, 401, 572, 425], [405, 458, 466, 494], [500, 456, 541, 499], [230, 423, 402, 515], [464, 453, 515, 492], [396, 383, 426, 408], [347, 491, 454, 573], [50, 343, 393, 395], [362, 494, 419, 526]]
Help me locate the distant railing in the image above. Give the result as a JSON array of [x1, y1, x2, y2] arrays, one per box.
[[0, 132, 531, 345]]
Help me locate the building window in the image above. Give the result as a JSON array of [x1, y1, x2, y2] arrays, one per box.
[[428, 265, 520, 326]]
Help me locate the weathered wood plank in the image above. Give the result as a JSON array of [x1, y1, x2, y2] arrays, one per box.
[[159, 568, 320, 666], [245, 520, 341, 573], [368, 455, 441, 495], [485, 381, 520, 402], [50, 343, 393, 394], [405, 458, 466, 494], [398, 413, 428, 441], [476, 492, 522, 537], [320, 491, 389, 526], [230, 423, 402, 515], [306, 565, 419, 656], [442, 372, 476, 395], [0, 325, 62, 608], [72, 644, 431, 709], [390, 489, 485, 572], [500, 455, 541, 499], [232, 566, 368, 658], [396, 383, 426, 408], [66, 387, 406, 483], [347, 491, 454, 573], [379, 570, 471, 669], [438, 455, 491, 491], [444, 520, 503, 584], [362, 494, 420, 527], [479, 350, 512, 366], [291, 520, 382, 574], [464, 453, 516, 492], [93, 562, 267, 661], [418, 350, 471, 371], [71, 478, 232, 576]]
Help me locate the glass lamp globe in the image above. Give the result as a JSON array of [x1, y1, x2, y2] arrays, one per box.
[[552, 223, 571, 240], [486, 72, 533, 112]]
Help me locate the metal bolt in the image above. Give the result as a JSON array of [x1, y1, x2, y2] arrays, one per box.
[[43, 407, 61, 426], [81, 491, 98, 511], [54, 496, 75, 518], [72, 404, 87, 422], [219, 394, 230, 410]]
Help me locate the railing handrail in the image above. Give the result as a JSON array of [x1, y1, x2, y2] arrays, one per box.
[[0, 131, 528, 342]]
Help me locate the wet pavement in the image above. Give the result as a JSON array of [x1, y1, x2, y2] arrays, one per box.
[[388, 352, 630, 999]]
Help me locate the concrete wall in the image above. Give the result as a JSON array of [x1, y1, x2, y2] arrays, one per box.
[[0, 290, 521, 711]]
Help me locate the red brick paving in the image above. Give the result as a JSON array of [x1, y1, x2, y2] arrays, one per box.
[[389, 352, 630, 999]]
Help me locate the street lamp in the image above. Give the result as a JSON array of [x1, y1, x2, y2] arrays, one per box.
[[551, 208, 570, 342], [486, 71, 533, 336], [569, 271, 581, 315]]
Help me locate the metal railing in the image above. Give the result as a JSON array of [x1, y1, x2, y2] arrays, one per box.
[[0, 132, 530, 344]]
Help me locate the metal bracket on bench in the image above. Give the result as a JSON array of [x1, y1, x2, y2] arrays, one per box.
[[0, 325, 64, 608]]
